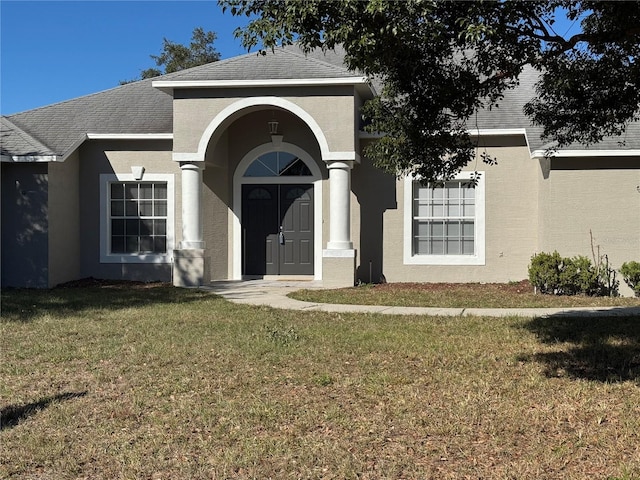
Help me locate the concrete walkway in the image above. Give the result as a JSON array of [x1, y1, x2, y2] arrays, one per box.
[[205, 280, 640, 318]]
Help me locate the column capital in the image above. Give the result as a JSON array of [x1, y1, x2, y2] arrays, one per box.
[[326, 159, 354, 170], [173, 152, 204, 163], [323, 151, 360, 164], [179, 161, 205, 171]]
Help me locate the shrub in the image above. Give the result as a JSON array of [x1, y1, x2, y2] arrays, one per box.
[[529, 252, 618, 296], [528, 251, 562, 294], [620, 261, 640, 297], [559, 255, 599, 296]]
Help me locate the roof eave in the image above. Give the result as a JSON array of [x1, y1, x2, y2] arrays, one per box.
[[152, 77, 370, 94], [467, 128, 528, 137], [54, 133, 174, 163], [1, 154, 59, 163], [531, 148, 640, 159], [86, 133, 173, 141], [359, 128, 530, 142]]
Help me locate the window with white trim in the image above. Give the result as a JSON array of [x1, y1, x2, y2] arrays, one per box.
[[110, 182, 167, 254], [100, 174, 174, 263], [404, 172, 485, 265]]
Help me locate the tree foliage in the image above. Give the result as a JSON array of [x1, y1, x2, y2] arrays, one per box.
[[122, 27, 220, 83], [220, 0, 640, 181]]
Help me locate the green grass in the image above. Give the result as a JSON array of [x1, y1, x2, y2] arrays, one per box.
[[2, 284, 640, 479], [289, 281, 640, 308]]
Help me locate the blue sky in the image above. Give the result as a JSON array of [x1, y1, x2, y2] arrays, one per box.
[[1, 0, 250, 115], [1, 1, 584, 116]]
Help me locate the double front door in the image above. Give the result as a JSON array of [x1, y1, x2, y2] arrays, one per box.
[[242, 184, 314, 276]]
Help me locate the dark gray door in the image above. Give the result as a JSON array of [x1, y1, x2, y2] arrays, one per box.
[[242, 184, 314, 276]]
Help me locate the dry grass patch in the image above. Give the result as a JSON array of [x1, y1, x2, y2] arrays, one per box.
[[1, 284, 640, 479], [289, 280, 640, 308]]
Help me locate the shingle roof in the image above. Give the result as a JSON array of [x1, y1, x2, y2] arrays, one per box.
[[1, 116, 57, 158], [473, 66, 640, 151], [2, 46, 638, 158], [5, 78, 173, 157], [534, 123, 640, 152], [163, 46, 357, 81], [2, 47, 358, 157]]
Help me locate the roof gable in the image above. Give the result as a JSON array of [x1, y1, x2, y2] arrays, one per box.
[[6, 79, 173, 157], [3, 46, 359, 158], [161, 47, 356, 82], [1, 117, 57, 160]]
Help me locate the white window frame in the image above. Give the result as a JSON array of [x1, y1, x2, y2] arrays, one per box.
[[100, 173, 175, 263], [403, 171, 485, 265]]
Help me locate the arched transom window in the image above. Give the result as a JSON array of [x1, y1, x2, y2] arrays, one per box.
[[243, 151, 312, 177]]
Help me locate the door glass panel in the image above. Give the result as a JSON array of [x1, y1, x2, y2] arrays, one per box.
[[247, 187, 272, 200], [285, 187, 310, 200]]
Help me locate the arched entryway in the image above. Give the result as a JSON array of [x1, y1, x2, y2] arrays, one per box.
[[233, 143, 323, 279]]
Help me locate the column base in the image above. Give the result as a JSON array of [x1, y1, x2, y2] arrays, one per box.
[[326, 240, 353, 250], [322, 249, 356, 288], [180, 240, 205, 249], [173, 249, 209, 287]]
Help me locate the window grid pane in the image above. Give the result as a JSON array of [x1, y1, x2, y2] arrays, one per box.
[[413, 180, 475, 256], [244, 151, 312, 177], [109, 181, 168, 255]]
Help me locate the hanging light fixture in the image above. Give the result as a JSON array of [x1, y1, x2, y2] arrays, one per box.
[[268, 118, 279, 135], [269, 113, 283, 147]]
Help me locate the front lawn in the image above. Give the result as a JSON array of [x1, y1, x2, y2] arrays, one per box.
[[289, 280, 640, 308], [2, 284, 639, 479]]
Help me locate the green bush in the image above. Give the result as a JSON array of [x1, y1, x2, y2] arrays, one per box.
[[529, 252, 618, 296], [559, 255, 599, 296], [620, 261, 640, 297], [528, 251, 562, 294]]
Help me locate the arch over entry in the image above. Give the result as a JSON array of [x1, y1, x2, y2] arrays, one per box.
[[173, 96, 359, 163], [232, 142, 323, 280]]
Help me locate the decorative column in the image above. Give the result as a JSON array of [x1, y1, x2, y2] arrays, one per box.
[[180, 162, 204, 249], [326, 160, 354, 250], [173, 162, 208, 286], [323, 159, 356, 288]]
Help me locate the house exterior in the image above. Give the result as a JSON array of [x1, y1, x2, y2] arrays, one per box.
[[2, 47, 639, 295]]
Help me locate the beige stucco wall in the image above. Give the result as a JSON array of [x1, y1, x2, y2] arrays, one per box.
[[538, 157, 640, 296], [173, 86, 357, 155], [78, 139, 179, 282], [353, 142, 640, 294], [367, 137, 540, 284], [351, 147, 397, 283], [203, 163, 230, 280], [48, 151, 81, 286]]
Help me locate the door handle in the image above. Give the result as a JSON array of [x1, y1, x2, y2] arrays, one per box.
[[278, 226, 285, 245]]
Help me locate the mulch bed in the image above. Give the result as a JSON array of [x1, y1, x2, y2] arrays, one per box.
[[370, 279, 533, 294], [55, 277, 171, 290]]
